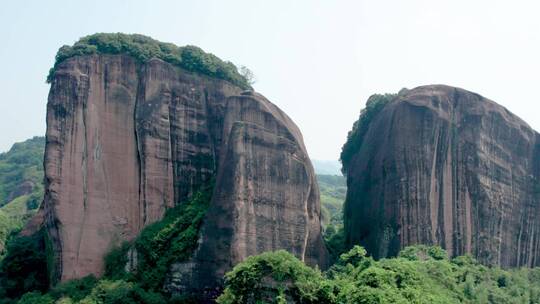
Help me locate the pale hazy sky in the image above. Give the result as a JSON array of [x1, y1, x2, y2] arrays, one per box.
[[1, 0, 539, 160]]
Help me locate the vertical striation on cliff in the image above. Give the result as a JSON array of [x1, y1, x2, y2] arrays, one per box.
[[38, 46, 327, 287], [342, 85, 540, 267], [164, 92, 328, 296]]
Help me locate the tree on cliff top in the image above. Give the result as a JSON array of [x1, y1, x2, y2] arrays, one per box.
[[47, 33, 252, 90]]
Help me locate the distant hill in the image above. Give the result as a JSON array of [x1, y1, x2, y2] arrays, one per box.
[[312, 159, 342, 175], [0, 137, 44, 256], [311, 160, 345, 229], [317, 174, 346, 228]]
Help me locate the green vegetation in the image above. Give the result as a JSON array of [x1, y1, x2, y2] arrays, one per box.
[[0, 195, 39, 259], [0, 183, 214, 304], [0, 137, 45, 258], [340, 94, 396, 174], [0, 230, 50, 302], [317, 174, 346, 228], [129, 184, 212, 290], [317, 174, 348, 262], [324, 225, 347, 263], [47, 275, 98, 302], [219, 245, 540, 304], [217, 250, 327, 304], [9, 241, 540, 303], [0, 137, 211, 303], [47, 33, 251, 89], [4, 136, 540, 304], [0, 137, 44, 206], [7, 277, 166, 304]]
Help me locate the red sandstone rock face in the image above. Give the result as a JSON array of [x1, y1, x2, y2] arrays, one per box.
[[344, 85, 540, 267], [165, 92, 328, 296], [39, 54, 327, 283]]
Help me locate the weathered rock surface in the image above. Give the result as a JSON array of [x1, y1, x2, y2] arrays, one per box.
[[344, 85, 540, 267], [38, 54, 327, 285], [165, 92, 328, 297]]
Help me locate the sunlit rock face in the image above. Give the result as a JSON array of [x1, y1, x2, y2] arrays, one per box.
[[37, 54, 328, 287], [344, 85, 540, 268]]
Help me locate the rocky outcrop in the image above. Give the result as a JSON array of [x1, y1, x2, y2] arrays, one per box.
[[166, 92, 328, 297], [344, 85, 540, 268], [39, 53, 327, 285]]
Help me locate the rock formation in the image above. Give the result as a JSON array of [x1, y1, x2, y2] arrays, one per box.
[[166, 92, 328, 297], [343, 85, 540, 268], [38, 52, 328, 286]]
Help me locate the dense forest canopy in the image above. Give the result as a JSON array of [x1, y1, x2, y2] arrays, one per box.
[[47, 33, 252, 89], [218, 245, 540, 304]]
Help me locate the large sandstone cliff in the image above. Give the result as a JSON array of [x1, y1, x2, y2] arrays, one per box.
[[344, 85, 540, 267], [166, 92, 328, 296], [39, 54, 327, 285]]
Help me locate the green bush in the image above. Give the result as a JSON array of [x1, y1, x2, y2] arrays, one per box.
[[10, 277, 166, 304], [101, 183, 213, 292], [49, 275, 98, 302], [15, 291, 54, 304], [103, 242, 131, 280], [47, 33, 251, 89], [217, 250, 329, 304], [133, 184, 213, 290], [0, 231, 49, 301], [337, 245, 369, 267], [398, 244, 448, 261], [324, 224, 347, 262], [81, 280, 166, 304]]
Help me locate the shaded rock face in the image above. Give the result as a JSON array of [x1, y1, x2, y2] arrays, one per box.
[[40, 54, 327, 284], [344, 85, 540, 268], [165, 92, 328, 296]]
